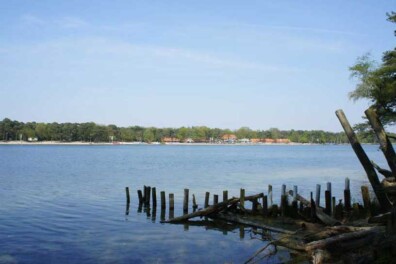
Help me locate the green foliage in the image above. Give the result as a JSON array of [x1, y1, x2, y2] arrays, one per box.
[[349, 12, 396, 127], [0, 118, 367, 143]]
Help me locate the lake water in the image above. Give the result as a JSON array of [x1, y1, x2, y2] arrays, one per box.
[[0, 144, 388, 263]]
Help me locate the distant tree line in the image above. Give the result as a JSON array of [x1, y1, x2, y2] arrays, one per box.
[[0, 118, 384, 144]]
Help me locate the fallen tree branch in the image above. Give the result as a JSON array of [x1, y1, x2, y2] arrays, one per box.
[[372, 160, 394, 178]]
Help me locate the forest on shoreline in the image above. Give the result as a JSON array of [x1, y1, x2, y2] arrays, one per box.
[[0, 118, 384, 144]]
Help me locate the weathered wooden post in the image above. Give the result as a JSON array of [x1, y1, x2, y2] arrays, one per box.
[[281, 184, 287, 217], [152, 187, 157, 208], [268, 185, 273, 207], [344, 178, 351, 211], [365, 108, 396, 175], [315, 184, 321, 207], [146, 186, 151, 206], [240, 188, 245, 209], [332, 197, 336, 218], [192, 194, 198, 211], [137, 190, 143, 204], [169, 193, 174, 211], [204, 192, 210, 208], [325, 183, 331, 215], [183, 189, 189, 213], [292, 185, 298, 217], [125, 187, 130, 204], [223, 190, 228, 202], [213, 194, 219, 205], [310, 192, 316, 219], [262, 195, 268, 216], [361, 185, 371, 216], [160, 191, 166, 209], [143, 185, 147, 203], [336, 109, 392, 211]]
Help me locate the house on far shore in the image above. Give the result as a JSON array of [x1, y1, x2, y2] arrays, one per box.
[[222, 134, 237, 143], [184, 138, 194, 143], [161, 137, 180, 143], [238, 138, 250, 143], [250, 138, 261, 143]]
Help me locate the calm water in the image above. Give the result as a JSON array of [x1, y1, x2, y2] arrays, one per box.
[[0, 144, 388, 263]]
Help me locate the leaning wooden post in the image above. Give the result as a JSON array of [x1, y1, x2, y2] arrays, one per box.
[[143, 185, 147, 203], [160, 191, 166, 209], [125, 187, 130, 204], [361, 185, 371, 217], [223, 190, 228, 202], [336, 109, 392, 211], [183, 189, 189, 213], [204, 192, 210, 208], [152, 187, 157, 208], [332, 197, 336, 218], [315, 184, 321, 207], [268, 185, 273, 207], [365, 108, 396, 175], [240, 189, 245, 209], [344, 178, 351, 211]]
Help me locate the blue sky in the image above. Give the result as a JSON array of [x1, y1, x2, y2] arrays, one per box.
[[0, 1, 394, 131]]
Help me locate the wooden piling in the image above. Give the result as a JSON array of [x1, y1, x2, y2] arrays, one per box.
[[262, 195, 268, 216], [326, 182, 332, 215], [192, 194, 198, 210], [146, 186, 151, 206], [336, 109, 392, 211], [223, 190, 228, 202], [240, 189, 245, 209], [169, 193, 174, 210], [137, 190, 143, 204], [143, 185, 147, 203], [268, 185, 273, 207], [213, 194, 219, 205], [160, 191, 166, 209], [361, 185, 371, 216], [252, 198, 258, 213], [332, 197, 336, 218], [152, 187, 157, 207], [344, 178, 351, 211], [293, 186, 298, 201], [125, 187, 130, 204], [205, 192, 210, 208], [183, 189, 189, 213], [325, 190, 331, 215], [315, 184, 321, 207]]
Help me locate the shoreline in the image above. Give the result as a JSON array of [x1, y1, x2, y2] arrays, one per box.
[[0, 141, 349, 146]]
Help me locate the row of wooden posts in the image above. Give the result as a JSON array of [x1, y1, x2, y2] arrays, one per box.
[[125, 177, 374, 221]]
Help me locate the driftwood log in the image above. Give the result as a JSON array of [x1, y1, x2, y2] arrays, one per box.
[[288, 190, 340, 226]]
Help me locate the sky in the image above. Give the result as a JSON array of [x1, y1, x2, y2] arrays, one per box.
[[0, 1, 395, 131]]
